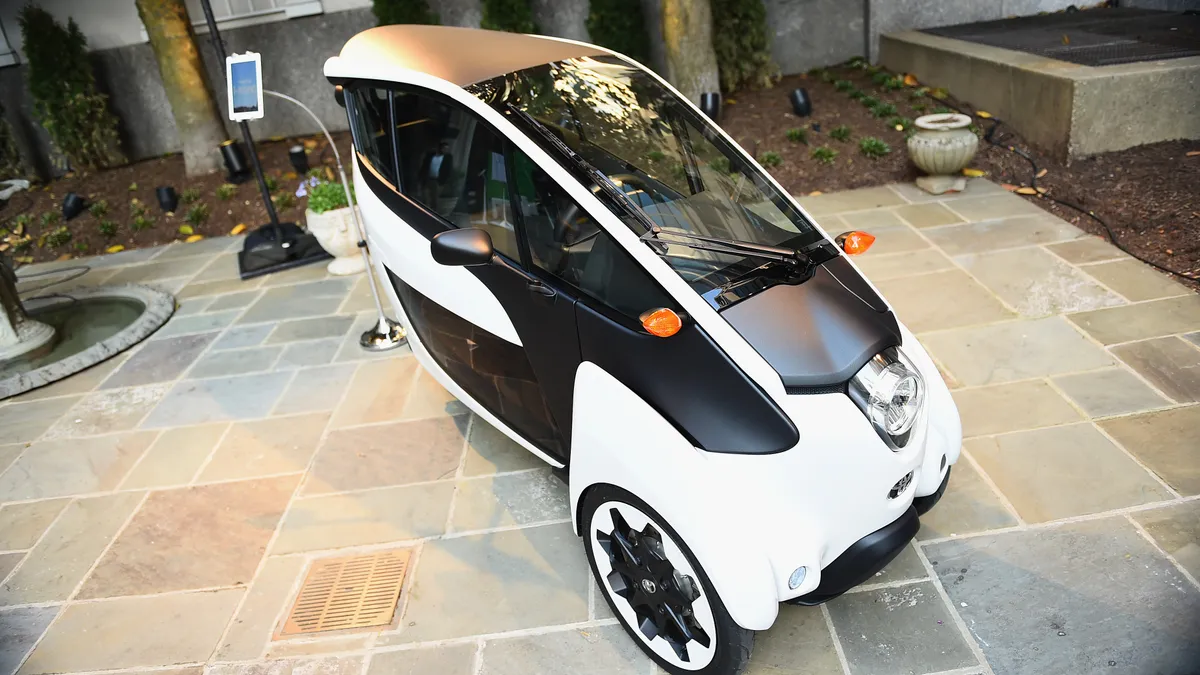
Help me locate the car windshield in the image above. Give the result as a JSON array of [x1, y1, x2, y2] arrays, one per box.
[[469, 56, 827, 296]]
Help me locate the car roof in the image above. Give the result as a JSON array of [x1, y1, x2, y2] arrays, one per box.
[[335, 25, 609, 87]]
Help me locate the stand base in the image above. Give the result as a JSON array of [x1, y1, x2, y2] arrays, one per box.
[[360, 317, 407, 352], [238, 222, 332, 280]]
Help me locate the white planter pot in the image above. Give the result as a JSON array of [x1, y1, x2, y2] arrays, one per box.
[[906, 114, 979, 193], [306, 206, 365, 275]]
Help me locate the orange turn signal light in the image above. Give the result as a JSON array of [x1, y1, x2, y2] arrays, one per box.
[[836, 230, 875, 255], [640, 308, 683, 338]]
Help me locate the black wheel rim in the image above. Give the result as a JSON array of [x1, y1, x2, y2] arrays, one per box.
[[596, 507, 712, 662]]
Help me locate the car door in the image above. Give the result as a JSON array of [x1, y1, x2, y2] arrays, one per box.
[[345, 83, 580, 462]]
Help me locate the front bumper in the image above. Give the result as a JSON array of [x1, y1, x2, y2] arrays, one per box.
[[786, 506, 919, 605]]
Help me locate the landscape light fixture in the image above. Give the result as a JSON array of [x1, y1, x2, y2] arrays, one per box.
[[288, 145, 309, 174], [790, 88, 813, 117], [219, 140, 251, 184], [61, 192, 86, 220], [155, 186, 179, 213], [699, 92, 722, 123]]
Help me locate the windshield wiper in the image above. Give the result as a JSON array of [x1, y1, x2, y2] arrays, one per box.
[[640, 224, 810, 268]]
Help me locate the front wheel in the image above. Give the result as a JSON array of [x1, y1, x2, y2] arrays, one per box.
[[582, 485, 754, 675]]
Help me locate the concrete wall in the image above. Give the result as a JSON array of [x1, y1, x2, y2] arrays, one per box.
[[763, 0, 864, 75], [868, 0, 1078, 61]]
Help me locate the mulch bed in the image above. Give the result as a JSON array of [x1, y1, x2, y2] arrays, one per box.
[[1, 132, 354, 267], [722, 66, 1200, 289]]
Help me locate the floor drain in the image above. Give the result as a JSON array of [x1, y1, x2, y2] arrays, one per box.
[[279, 549, 411, 637]]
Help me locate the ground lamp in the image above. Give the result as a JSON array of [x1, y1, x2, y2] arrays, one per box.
[[699, 93, 722, 123], [288, 145, 309, 174], [155, 186, 179, 213], [219, 140, 252, 183], [790, 88, 812, 117], [61, 192, 86, 220]]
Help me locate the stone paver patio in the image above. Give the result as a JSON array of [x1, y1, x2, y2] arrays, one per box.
[[2, 179, 1199, 675]]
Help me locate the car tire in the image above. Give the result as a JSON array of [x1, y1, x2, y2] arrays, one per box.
[[913, 466, 951, 515], [582, 484, 754, 675]]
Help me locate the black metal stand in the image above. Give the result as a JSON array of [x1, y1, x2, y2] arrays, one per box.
[[197, 0, 329, 280]]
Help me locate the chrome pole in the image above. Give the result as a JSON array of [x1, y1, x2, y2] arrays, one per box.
[[263, 89, 405, 351]]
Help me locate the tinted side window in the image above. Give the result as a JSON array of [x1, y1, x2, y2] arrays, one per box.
[[510, 149, 673, 319], [347, 88, 396, 185], [390, 91, 519, 260]]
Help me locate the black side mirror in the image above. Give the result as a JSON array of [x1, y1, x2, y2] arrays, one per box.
[[431, 228, 494, 266]]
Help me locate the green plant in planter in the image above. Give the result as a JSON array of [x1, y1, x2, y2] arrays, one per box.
[[888, 117, 914, 132], [264, 174, 279, 192], [871, 71, 890, 86], [274, 192, 295, 211], [785, 128, 808, 144], [759, 151, 782, 167], [871, 102, 897, 118], [372, 0, 438, 25], [88, 199, 108, 218], [910, 87, 928, 100], [912, 103, 927, 113], [216, 183, 236, 200], [833, 79, 853, 92], [830, 125, 852, 142], [43, 225, 71, 248], [98, 219, 117, 238], [129, 199, 154, 231], [883, 77, 904, 91], [481, 0, 537, 33], [810, 146, 838, 164], [180, 187, 200, 204], [860, 96, 879, 110], [307, 181, 356, 215], [859, 137, 891, 158], [820, 70, 836, 83], [40, 211, 59, 228], [184, 203, 209, 227], [848, 89, 864, 100]]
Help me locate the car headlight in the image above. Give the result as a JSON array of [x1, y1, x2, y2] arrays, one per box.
[[848, 347, 924, 449]]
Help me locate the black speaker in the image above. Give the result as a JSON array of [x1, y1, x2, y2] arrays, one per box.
[[699, 92, 722, 123], [789, 88, 813, 117]]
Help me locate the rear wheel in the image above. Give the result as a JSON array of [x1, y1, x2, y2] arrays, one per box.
[[582, 485, 753, 675]]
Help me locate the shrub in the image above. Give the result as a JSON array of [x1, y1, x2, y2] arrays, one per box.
[[40, 211, 59, 228], [883, 77, 904, 91], [98, 219, 117, 238], [860, 96, 879, 109], [481, 0, 536, 33], [759, 151, 782, 167], [871, 71, 890, 86], [0, 102, 25, 180], [785, 127, 808, 144], [184, 203, 209, 227], [180, 187, 200, 204], [859, 137, 891, 158], [909, 88, 928, 100], [131, 214, 154, 231], [307, 180, 355, 214], [871, 102, 898, 118], [264, 174, 278, 192], [88, 199, 108, 218], [587, 0, 649, 64], [830, 125, 851, 142], [712, 0, 777, 91], [889, 117, 914, 131], [216, 183, 236, 200], [371, 0, 438, 25], [43, 225, 71, 248], [17, 4, 123, 170], [847, 56, 867, 69], [274, 192, 295, 210], [810, 146, 838, 164], [848, 89, 865, 100], [912, 103, 927, 113], [820, 70, 836, 83], [833, 79, 854, 92]]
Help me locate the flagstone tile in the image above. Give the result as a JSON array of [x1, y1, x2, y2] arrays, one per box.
[[1111, 337, 1200, 403], [450, 469, 568, 532], [0, 432, 155, 501], [462, 417, 544, 476], [1079, 259, 1191, 302], [402, 370, 470, 421], [100, 332, 217, 388], [967, 424, 1172, 523], [174, 297, 213, 316], [199, 413, 329, 482], [0, 606, 58, 675], [191, 254, 241, 284], [154, 237, 240, 261], [894, 201, 964, 228], [875, 269, 1014, 333], [942, 194, 1048, 220], [206, 290, 262, 312], [151, 310, 242, 339], [339, 275, 385, 315], [1052, 368, 1170, 418], [43, 384, 170, 439], [1067, 295, 1200, 345], [745, 604, 842, 675], [0, 499, 69, 550], [0, 552, 23, 580], [205, 656, 362, 675], [889, 178, 1009, 203], [186, 346, 283, 379], [329, 357, 419, 428], [18, 588, 243, 673], [869, 542, 930, 584], [956, 247, 1124, 317], [305, 416, 466, 495], [78, 475, 297, 599], [1045, 236, 1128, 265], [826, 581, 976, 675], [0, 396, 82, 444], [383, 523, 588, 643], [852, 249, 954, 281], [275, 338, 341, 369], [1099, 405, 1200, 495], [120, 423, 227, 489], [272, 364, 356, 415], [178, 276, 265, 300], [0, 445, 18, 478], [366, 644, 476, 675], [332, 313, 412, 363], [237, 295, 345, 325], [272, 482, 454, 554], [105, 256, 211, 285], [10, 353, 129, 402], [481, 625, 645, 675], [140, 371, 293, 428], [921, 317, 1114, 386], [953, 380, 1082, 437], [212, 324, 274, 351], [215, 556, 306, 661], [1131, 500, 1200, 581], [923, 214, 1083, 256], [840, 209, 907, 230], [924, 518, 1200, 675], [259, 265, 337, 288], [0, 492, 143, 605], [264, 636, 372, 659], [918, 459, 1019, 540], [266, 316, 355, 345], [797, 186, 907, 216], [848, 224, 929, 257]]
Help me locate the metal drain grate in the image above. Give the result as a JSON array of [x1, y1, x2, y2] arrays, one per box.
[[279, 549, 411, 636]]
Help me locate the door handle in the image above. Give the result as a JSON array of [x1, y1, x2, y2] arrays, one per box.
[[527, 281, 556, 298]]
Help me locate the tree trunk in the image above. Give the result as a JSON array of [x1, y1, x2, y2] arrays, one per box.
[[660, 0, 719, 104], [640, 0, 669, 75], [136, 0, 226, 176], [531, 0, 590, 41], [436, 0, 483, 28]]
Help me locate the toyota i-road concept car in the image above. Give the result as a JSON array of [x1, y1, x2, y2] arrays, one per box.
[[326, 25, 962, 675]]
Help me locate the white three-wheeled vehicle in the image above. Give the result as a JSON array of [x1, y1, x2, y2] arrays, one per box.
[[326, 25, 962, 674]]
